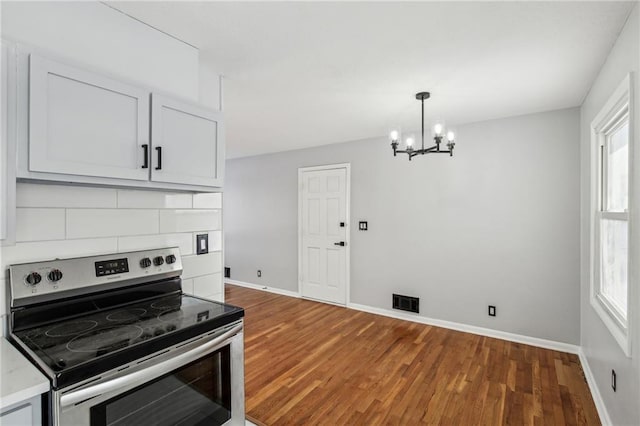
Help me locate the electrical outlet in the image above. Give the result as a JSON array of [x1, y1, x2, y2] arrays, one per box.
[[612, 369, 617, 392], [257, 270, 262, 278], [196, 234, 209, 255], [488, 305, 496, 317]]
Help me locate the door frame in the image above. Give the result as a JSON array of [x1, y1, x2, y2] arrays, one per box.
[[297, 163, 351, 306]]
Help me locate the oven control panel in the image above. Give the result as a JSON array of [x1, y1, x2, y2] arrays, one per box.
[[9, 247, 183, 308], [95, 258, 129, 277]]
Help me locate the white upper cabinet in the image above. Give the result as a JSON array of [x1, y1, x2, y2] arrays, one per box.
[[151, 94, 224, 187], [28, 55, 150, 181]]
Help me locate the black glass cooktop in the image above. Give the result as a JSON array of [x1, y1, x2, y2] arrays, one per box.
[[12, 290, 243, 388]]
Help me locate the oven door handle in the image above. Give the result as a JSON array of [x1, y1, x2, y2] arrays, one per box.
[[59, 323, 243, 408]]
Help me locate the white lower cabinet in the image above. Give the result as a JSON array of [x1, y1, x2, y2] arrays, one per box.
[[0, 395, 42, 426]]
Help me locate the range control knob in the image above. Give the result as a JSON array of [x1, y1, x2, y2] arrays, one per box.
[[47, 269, 63, 282], [153, 256, 165, 266], [140, 257, 152, 268], [25, 272, 42, 286], [165, 254, 176, 264]]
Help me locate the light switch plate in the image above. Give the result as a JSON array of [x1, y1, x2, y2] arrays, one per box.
[[196, 234, 209, 255]]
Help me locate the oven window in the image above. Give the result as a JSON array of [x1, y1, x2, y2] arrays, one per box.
[[91, 346, 231, 426]]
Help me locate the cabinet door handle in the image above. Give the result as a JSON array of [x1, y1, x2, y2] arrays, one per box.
[[155, 146, 162, 170], [141, 144, 149, 169], [334, 241, 345, 246]]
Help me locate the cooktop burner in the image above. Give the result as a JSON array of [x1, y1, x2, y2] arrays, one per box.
[[14, 294, 241, 377], [45, 320, 98, 337], [106, 308, 147, 322], [150, 300, 181, 310], [67, 325, 144, 353]]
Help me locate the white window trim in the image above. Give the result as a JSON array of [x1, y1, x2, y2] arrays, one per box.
[[590, 73, 633, 357]]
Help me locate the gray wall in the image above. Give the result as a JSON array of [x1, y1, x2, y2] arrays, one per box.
[[580, 5, 640, 426], [225, 107, 581, 345]]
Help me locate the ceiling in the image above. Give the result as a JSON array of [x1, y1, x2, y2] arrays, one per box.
[[107, 1, 635, 159]]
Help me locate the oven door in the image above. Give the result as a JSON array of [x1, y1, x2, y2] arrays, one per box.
[[54, 322, 244, 426]]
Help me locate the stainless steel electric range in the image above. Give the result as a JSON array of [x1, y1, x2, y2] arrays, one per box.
[[8, 247, 245, 426]]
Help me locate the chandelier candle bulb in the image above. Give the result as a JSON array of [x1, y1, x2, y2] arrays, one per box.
[[389, 91, 457, 161]]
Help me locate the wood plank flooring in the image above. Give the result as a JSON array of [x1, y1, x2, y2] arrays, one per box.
[[225, 284, 600, 426]]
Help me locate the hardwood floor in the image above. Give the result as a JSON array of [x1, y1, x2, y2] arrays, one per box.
[[225, 284, 600, 426]]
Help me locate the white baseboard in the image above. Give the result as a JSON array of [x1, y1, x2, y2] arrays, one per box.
[[225, 280, 580, 354], [347, 302, 581, 355], [226, 279, 301, 299], [578, 349, 612, 425]]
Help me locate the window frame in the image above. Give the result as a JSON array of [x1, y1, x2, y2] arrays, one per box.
[[590, 74, 633, 357]]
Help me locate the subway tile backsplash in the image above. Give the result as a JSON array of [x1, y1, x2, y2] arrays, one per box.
[[17, 182, 117, 208], [193, 193, 222, 209], [118, 232, 194, 256], [67, 209, 160, 239], [16, 208, 66, 242], [1, 183, 224, 325], [117, 189, 193, 209], [181, 252, 222, 279], [159, 209, 221, 233]]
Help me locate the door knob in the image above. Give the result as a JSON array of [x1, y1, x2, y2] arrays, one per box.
[[334, 241, 346, 246]]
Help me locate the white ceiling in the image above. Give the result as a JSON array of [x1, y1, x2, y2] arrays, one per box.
[[107, 1, 634, 159]]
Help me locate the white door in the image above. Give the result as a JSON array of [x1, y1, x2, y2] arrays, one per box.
[[151, 94, 224, 187], [29, 55, 150, 181], [299, 165, 349, 305]]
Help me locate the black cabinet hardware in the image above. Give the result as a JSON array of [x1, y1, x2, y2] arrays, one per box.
[[334, 241, 345, 246], [141, 144, 149, 169], [155, 146, 162, 170]]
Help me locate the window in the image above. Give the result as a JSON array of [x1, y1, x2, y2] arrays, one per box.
[[591, 74, 632, 356]]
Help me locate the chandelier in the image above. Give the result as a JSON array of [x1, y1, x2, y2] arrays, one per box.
[[390, 92, 455, 161]]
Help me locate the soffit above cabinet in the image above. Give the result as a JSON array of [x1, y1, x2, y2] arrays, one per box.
[[1, 1, 199, 101]]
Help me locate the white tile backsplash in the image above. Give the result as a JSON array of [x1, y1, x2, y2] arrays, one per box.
[[1, 183, 224, 325], [117, 190, 192, 209], [193, 193, 222, 209], [16, 208, 65, 242], [159, 210, 221, 233], [17, 183, 117, 208], [1, 238, 119, 274], [67, 209, 159, 239], [181, 252, 222, 279], [118, 233, 193, 256], [182, 278, 194, 295], [193, 273, 223, 299]]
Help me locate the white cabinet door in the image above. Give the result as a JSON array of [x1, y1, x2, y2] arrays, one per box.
[[29, 55, 150, 181], [0, 395, 42, 426], [151, 94, 224, 187]]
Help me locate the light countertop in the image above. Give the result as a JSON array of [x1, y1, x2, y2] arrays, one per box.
[[0, 338, 49, 410]]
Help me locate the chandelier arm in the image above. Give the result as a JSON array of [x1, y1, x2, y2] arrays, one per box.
[[421, 97, 425, 151]]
